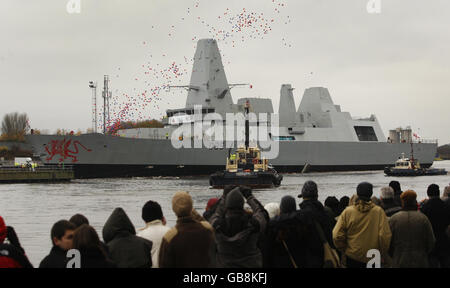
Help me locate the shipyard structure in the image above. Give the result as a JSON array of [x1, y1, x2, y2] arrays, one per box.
[[26, 39, 437, 178]]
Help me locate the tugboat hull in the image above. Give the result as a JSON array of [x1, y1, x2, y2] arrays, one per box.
[[384, 167, 447, 177], [209, 171, 283, 189]]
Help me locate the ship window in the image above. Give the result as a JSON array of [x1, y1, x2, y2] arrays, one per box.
[[273, 136, 295, 141], [354, 126, 378, 141]]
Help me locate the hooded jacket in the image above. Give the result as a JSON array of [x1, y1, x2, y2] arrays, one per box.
[[389, 210, 435, 267], [333, 200, 392, 264], [0, 218, 33, 268], [102, 208, 152, 268], [210, 195, 267, 268]]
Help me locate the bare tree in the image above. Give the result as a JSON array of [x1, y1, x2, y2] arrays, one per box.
[[1, 112, 30, 138]]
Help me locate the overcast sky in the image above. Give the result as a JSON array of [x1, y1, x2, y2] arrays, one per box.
[[1, 0, 449, 144]]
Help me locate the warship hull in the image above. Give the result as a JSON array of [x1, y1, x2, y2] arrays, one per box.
[[26, 134, 437, 178]]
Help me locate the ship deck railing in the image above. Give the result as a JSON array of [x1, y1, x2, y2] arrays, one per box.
[[0, 165, 74, 173]]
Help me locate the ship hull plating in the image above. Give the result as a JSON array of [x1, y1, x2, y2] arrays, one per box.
[[26, 134, 437, 179]]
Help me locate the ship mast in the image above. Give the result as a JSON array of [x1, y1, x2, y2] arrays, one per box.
[[102, 75, 112, 134], [245, 100, 250, 150]]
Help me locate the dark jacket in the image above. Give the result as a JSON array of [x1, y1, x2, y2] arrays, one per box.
[[0, 244, 33, 268], [78, 248, 117, 268], [420, 198, 450, 259], [210, 195, 267, 268], [39, 246, 68, 268], [102, 208, 152, 268], [381, 199, 402, 217], [159, 216, 215, 268], [295, 199, 335, 268], [265, 212, 304, 268]]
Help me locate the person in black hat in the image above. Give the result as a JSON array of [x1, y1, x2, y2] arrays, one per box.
[[389, 181, 403, 206], [210, 186, 267, 268], [290, 180, 335, 267], [420, 184, 450, 268], [333, 182, 392, 268]]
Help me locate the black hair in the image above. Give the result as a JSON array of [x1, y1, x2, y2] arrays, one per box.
[[142, 200, 163, 223], [51, 220, 76, 246], [69, 214, 89, 228]]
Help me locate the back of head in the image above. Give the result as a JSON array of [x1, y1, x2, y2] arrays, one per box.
[[357, 182, 373, 202], [298, 180, 318, 200], [69, 214, 89, 228], [51, 220, 76, 246], [389, 181, 401, 193], [73, 224, 101, 251], [324, 196, 339, 209], [280, 196, 296, 214], [400, 190, 418, 210], [264, 202, 280, 218], [142, 200, 163, 223], [380, 186, 394, 201], [225, 188, 244, 210], [172, 191, 193, 217], [0, 216, 6, 244], [427, 184, 440, 198]]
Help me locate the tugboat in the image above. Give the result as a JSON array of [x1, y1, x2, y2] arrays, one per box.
[[384, 144, 447, 177], [209, 101, 283, 189]]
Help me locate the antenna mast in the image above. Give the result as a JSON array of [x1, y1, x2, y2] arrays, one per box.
[[89, 81, 97, 133], [102, 75, 112, 134]]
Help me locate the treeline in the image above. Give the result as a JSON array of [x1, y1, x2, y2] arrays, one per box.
[[0, 112, 29, 142], [437, 144, 450, 160]]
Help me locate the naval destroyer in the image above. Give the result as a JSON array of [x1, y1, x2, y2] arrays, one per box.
[[26, 39, 438, 178]]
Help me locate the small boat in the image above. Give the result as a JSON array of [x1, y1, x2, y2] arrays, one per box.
[[209, 101, 283, 188], [384, 152, 447, 177]]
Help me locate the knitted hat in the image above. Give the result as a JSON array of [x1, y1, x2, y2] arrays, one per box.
[[427, 184, 440, 197], [142, 200, 163, 222], [172, 192, 193, 217], [400, 190, 417, 209], [380, 187, 394, 200], [264, 202, 280, 218], [206, 198, 219, 211], [225, 188, 244, 209], [280, 196, 296, 214], [357, 182, 373, 201], [298, 181, 318, 199], [0, 216, 6, 244]]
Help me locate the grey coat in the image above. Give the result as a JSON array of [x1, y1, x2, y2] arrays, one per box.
[[388, 210, 435, 268]]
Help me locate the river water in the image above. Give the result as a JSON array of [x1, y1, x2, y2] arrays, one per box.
[[1, 161, 449, 267]]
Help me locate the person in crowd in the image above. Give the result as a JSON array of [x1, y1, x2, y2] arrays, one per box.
[[0, 216, 33, 268], [442, 185, 450, 205], [69, 214, 89, 228], [379, 187, 402, 217], [209, 186, 267, 268], [264, 202, 280, 220], [389, 181, 403, 207], [39, 220, 76, 268], [159, 191, 215, 268], [420, 184, 450, 268], [324, 196, 340, 227], [333, 182, 392, 268], [295, 181, 335, 267], [102, 207, 152, 268], [203, 198, 220, 222], [265, 195, 303, 267], [137, 200, 171, 268], [72, 224, 116, 268], [338, 196, 350, 215], [389, 190, 435, 268]]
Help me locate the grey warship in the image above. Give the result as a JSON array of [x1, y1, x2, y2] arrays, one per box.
[[26, 39, 438, 178]]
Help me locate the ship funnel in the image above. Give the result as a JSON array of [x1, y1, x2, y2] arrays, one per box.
[[185, 39, 233, 114]]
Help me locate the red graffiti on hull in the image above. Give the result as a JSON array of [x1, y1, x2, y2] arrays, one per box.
[[45, 138, 92, 163]]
